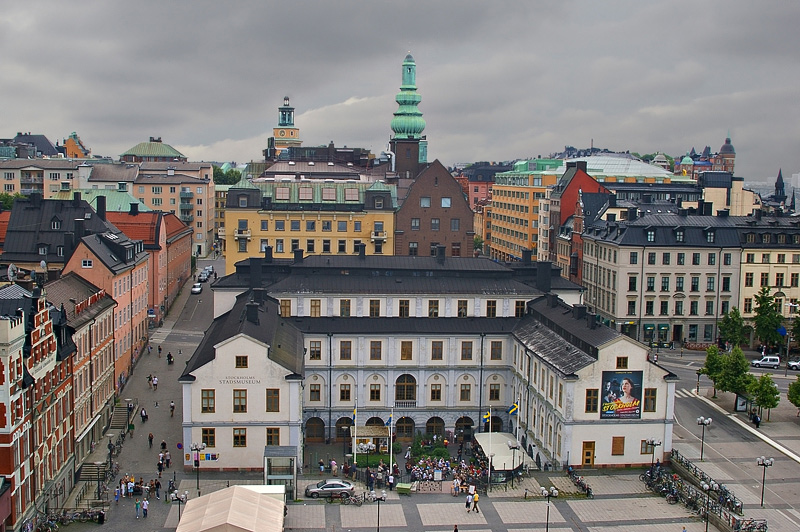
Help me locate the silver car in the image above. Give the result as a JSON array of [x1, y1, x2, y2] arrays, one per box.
[[305, 479, 355, 498]]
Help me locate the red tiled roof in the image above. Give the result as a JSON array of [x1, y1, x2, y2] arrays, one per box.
[[105, 212, 160, 245], [162, 212, 191, 239], [0, 211, 11, 247]]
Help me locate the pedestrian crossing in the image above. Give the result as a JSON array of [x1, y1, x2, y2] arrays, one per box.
[[674, 388, 697, 399]]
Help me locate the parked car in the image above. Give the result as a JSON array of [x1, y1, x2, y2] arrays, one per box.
[[198, 271, 209, 282], [788, 359, 800, 371], [190, 283, 202, 294], [304, 479, 355, 499], [204, 265, 214, 273], [751, 355, 780, 369]]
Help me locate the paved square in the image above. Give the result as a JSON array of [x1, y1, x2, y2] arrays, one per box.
[[591, 474, 649, 494], [588, 523, 714, 532], [341, 502, 406, 528], [494, 501, 566, 524], [284, 504, 326, 529], [419, 502, 487, 526], [569, 497, 693, 523]]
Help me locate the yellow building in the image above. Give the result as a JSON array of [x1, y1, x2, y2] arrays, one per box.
[[222, 178, 396, 271]]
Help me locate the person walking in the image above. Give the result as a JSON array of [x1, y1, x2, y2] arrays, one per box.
[[318, 459, 324, 475], [165, 450, 171, 468], [148, 433, 154, 448], [465, 493, 473, 513], [472, 492, 480, 513], [152, 376, 158, 391], [454, 526, 458, 532], [147, 374, 152, 389], [140, 408, 148, 423], [120, 479, 127, 499], [134, 498, 141, 518], [161, 440, 167, 451], [170, 401, 175, 417], [157, 461, 164, 478], [142, 498, 149, 518], [388, 473, 394, 491], [155, 479, 161, 500], [114, 487, 120, 504]]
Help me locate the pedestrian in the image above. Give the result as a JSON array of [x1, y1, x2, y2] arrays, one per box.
[[147, 374, 152, 388], [388, 473, 394, 491], [170, 401, 175, 417], [152, 376, 158, 391], [148, 433, 154, 448], [161, 440, 167, 451], [120, 479, 127, 498], [134, 498, 140, 518], [157, 461, 164, 478], [127, 478, 134, 496], [127, 402, 134, 417], [148, 345, 152, 355], [142, 498, 149, 518], [465, 494, 473, 513], [114, 487, 120, 504], [140, 408, 147, 423], [368, 472, 375, 491], [155, 479, 161, 500], [165, 450, 171, 468], [754, 413, 761, 429], [159, 451, 164, 464], [330, 459, 338, 477], [158, 345, 162, 357], [318, 459, 324, 475], [468, 484, 475, 496], [454, 526, 458, 532], [472, 492, 480, 513]]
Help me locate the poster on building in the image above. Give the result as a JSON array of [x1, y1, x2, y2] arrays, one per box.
[[600, 371, 642, 419]]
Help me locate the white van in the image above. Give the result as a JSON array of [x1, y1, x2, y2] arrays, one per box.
[[751, 356, 780, 369]]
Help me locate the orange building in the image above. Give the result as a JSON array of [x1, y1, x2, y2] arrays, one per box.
[[62, 132, 91, 158]]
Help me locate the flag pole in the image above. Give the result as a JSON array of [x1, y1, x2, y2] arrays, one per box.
[[353, 403, 357, 466], [389, 407, 394, 473]]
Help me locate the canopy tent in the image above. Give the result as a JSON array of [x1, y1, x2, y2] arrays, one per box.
[[176, 485, 284, 532], [472, 432, 536, 472]]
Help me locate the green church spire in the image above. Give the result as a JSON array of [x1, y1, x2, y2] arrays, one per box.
[[390, 53, 426, 140]]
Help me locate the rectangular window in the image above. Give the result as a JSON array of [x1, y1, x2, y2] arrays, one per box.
[[723, 253, 732, 266], [400, 341, 413, 360], [369, 299, 380, 317], [744, 298, 753, 313], [275, 220, 285, 231], [460, 384, 471, 401], [627, 301, 636, 315], [280, 300, 291, 317], [705, 301, 714, 315], [81, 259, 93, 268], [233, 428, 246, 447], [646, 230, 655, 243], [675, 301, 684, 315], [461, 341, 473, 360], [408, 242, 418, 255], [692, 253, 701, 266], [310, 299, 321, 317], [310, 384, 321, 401], [616, 357, 628, 369], [677, 253, 685, 265], [776, 272, 785, 287], [238, 239, 248, 252], [486, 300, 497, 317], [452, 242, 461, 257], [676, 276, 684, 291], [489, 384, 500, 401], [275, 239, 284, 253], [648, 252, 656, 265], [441, 197, 451, 208], [558, 383, 563, 407], [235, 356, 248, 368], [431, 341, 443, 360], [420, 197, 431, 208], [202, 428, 215, 448], [266, 389, 280, 412], [201, 390, 215, 413], [322, 221, 332, 232], [661, 277, 670, 291], [628, 277, 637, 291], [515, 301, 526, 318], [660, 301, 668, 315], [399, 299, 410, 318], [306, 220, 316, 231], [490, 341, 502, 360], [760, 272, 769, 287], [457, 300, 468, 317], [611, 436, 625, 456], [691, 277, 699, 292], [309, 341, 321, 360], [662, 253, 670, 265], [428, 300, 439, 317], [585, 389, 599, 413], [340, 299, 351, 317], [450, 218, 460, 231], [338, 221, 347, 232], [646, 277, 655, 292], [266, 428, 280, 446], [291, 220, 301, 231], [340, 384, 351, 401], [792, 273, 799, 287], [431, 218, 440, 231], [340, 341, 352, 360], [629, 252, 638, 265], [411, 218, 420, 231], [370, 384, 381, 401], [707, 277, 715, 292], [233, 389, 247, 413], [690, 300, 699, 315], [708, 253, 716, 266], [430, 384, 442, 401], [644, 389, 657, 412], [338, 240, 346, 253], [370, 341, 382, 360]]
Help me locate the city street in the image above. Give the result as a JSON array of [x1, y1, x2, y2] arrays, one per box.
[[62, 264, 800, 531]]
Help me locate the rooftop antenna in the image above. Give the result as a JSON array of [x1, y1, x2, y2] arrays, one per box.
[[7, 263, 18, 283]]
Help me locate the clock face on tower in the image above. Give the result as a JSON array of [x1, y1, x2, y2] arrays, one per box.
[[279, 130, 286, 137]]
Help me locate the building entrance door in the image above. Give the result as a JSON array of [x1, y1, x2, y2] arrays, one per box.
[[582, 441, 595, 467]]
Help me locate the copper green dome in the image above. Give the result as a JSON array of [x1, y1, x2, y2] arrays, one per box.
[[390, 53, 426, 140]]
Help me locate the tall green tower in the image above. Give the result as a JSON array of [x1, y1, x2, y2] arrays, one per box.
[[390, 53, 427, 176]]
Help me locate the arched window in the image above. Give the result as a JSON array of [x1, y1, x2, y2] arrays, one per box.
[[395, 374, 417, 401], [396, 417, 415, 438], [426, 417, 444, 437]]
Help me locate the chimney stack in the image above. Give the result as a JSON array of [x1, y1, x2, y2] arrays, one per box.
[[264, 245, 273, 262], [246, 300, 259, 324], [521, 248, 532, 265], [572, 304, 587, 320], [359, 243, 366, 260], [74, 218, 85, 239], [63, 232, 75, 262], [293, 248, 304, 263], [250, 257, 263, 290], [129, 202, 139, 215], [436, 245, 446, 264], [96, 195, 106, 221], [72, 191, 81, 207], [536, 261, 552, 293], [587, 312, 598, 329]]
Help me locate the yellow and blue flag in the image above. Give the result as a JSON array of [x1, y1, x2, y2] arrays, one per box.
[[507, 402, 519, 416], [482, 410, 491, 421], [385, 414, 392, 426], [352, 406, 357, 422]]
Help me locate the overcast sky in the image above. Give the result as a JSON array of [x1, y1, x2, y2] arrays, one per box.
[[2, 1, 798, 183]]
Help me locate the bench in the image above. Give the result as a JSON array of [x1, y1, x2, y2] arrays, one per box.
[[396, 483, 412, 495]]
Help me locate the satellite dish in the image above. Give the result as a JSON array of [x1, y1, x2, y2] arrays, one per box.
[[40, 260, 47, 271], [7, 264, 18, 282]]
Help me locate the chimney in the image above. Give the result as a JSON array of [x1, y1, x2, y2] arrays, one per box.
[[250, 257, 263, 290], [575, 161, 587, 172], [359, 243, 366, 260], [587, 312, 598, 329], [697, 199, 705, 214], [627, 207, 638, 221], [572, 304, 587, 320], [678, 208, 688, 216], [566, 161, 577, 169], [30, 193, 42, 207], [436, 245, 446, 264], [74, 218, 85, 238], [703, 202, 713, 216], [642, 194, 652, 204], [717, 209, 729, 218], [521, 248, 532, 265], [607, 213, 616, 222], [245, 300, 259, 324], [547, 293, 559, 308], [63, 232, 75, 262], [72, 191, 82, 206], [536, 261, 552, 293], [129, 202, 139, 215], [754, 209, 762, 220], [263, 246, 273, 263], [96, 195, 106, 221], [293, 248, 304, 263]]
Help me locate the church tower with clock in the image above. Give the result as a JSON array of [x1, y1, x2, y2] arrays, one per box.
[[264, 96, 302, 160]]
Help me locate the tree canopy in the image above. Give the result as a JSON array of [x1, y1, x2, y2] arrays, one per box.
[[213, 165, 242, 185], [752, 287, 782, 349], [0, 192, 22, 210], [701, 345, 724, 398], [788, 378, 800, 411], [717, 347, 756, 397], [748, 374, 780, 415], [718, 307, 748, 348]]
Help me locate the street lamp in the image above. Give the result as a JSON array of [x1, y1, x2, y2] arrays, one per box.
[[540, 486, 558, 532], [488, 453, 495, 493], [507, 440, 520, 488], [172, 490, 189, 521], [756, 456, 774, 507], [645, 438, 662, 469], [191, 442, 206, 496], [697, 417, 712, 461], [701, 481, 719, 532]]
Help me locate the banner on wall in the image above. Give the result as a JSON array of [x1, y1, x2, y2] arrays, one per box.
[[600, 370, 642, 419]]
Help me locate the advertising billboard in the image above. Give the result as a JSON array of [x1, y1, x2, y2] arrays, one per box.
[[600, 370, 642, 419]]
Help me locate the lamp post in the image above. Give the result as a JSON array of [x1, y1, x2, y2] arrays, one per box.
[[540, 486, 558, 532], [701, 481, 718, 532], [191, 442, 206, 496], [645, 438, 662, 469], [507, 440, 520, 488], [697, 417, 712, 461], [172, 490, 188, 521], [488, 453, 495, 493], [756, 456, 774, 507], [376, 493, 381, 532]]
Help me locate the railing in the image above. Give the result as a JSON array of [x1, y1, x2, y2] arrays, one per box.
[[234, 228, 251, 240], [179, 191, 194, 199], [671, 449, 743, 514], [180, 214, 194, 223], [371, 231, 387, 242], [394, 400, 416, 408]]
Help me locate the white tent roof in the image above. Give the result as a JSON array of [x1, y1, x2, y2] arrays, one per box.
[[473, 432, 536, 471], [176, 485, 284, 532]]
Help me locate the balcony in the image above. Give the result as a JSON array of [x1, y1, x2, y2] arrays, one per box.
[[180, 202, 194, 210], [394, 400, 416, 408], [180, 214, 194, 223], [371, 230, 387, 242], [217, 227, 226, 238], [234, 228, 251, 240], [179, 190, 194, 199]]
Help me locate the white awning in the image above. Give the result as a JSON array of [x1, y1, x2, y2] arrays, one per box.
[[473, 432, 535, 471], [176, 485, 284, 532]]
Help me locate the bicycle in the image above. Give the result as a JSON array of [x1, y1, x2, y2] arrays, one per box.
[[363, 490, 386, 503], [341, 493, 363, 506]]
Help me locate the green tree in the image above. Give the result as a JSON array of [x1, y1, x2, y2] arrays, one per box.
[[212, 166, 242, 185], [718, 307, 747, 348], [0, 192, 22, 210], [791, 317, 800, 356], [748, 374, 780, 420], [752, 287, 782, 351], [787, 377, 800, 413], [700, 345, 724, 398], [717, 347, 756, 401], [473, 235, 484, 252]]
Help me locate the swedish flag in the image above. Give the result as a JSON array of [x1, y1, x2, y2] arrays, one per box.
[[385, 414, 392, 426], [483, 410, 491, 421], [352, 406, 357, 422], [507, 402, 519, 416]]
